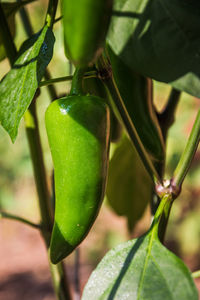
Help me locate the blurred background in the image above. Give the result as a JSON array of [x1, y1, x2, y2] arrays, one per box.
[[0, 0, 200, 299]]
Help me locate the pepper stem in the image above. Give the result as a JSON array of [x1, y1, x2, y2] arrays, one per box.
[[70, 67, 87, 96]]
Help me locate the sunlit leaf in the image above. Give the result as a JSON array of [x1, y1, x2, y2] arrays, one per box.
[[82, 229, 198, 299], [0, 25, 55, 142]]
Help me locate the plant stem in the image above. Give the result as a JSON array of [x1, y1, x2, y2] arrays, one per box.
[[17, 1, 72, 298], [44, 70, 58, 99], [17, 0, 34, 37], [24, 96, 53, 240], [1, 4, 71, 298], [173, 109, 200, 188], [45, 0, 58, 28], [70, 67, 88, 95], [192, 270, 200, 279], [0, 0, 53, 243], [74, 249, 81, 300], [97, 55, 161, 185], [39, 71, 97, 87], [158, 88, 181, 140], [0, 211, 41, 229], [50, 261, 72, 300], [25, 96, 72, 300], [54, 15, 62, 24], [0, 3, 17, 65], [151, 193, 173, 243]]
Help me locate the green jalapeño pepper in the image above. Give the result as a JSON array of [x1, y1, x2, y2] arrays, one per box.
[[45, 69, 110, 264], [62, 0, 113, 66], [83, 75, 122, 143]]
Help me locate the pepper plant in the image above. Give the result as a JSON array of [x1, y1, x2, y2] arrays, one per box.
[[0, 0, 200, 299]]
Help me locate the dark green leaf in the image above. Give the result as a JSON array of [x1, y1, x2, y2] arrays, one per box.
[[82, 232, 198, 300], [107, 0, 200, 98], [106, 136, 152, 231], [0, 25, 55, 142], [107, 45, 165, 164]]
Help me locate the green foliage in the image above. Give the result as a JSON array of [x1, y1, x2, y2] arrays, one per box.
[[106, 135, 152, 231], [0, 0, 200, 298], [0, 25, 54, 142], [82, 223, 198, 300], [107, 45, 165, 165], [107, 0, 200, 98]]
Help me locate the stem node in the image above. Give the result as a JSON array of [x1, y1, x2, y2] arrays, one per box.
[[155, 179, 181, 200]]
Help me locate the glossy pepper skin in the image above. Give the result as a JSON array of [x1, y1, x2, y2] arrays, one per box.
[[83, 76, 122, 143], [62, 0, 113, 66], [45, 95, 110, 264]]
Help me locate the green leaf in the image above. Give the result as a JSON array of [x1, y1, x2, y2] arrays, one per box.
[[82, 231, 198, 300], [107, 45, 165, 164], [107, 0, 200, 98], [106, 136, 152, 231], [0, 25, 55, 142]]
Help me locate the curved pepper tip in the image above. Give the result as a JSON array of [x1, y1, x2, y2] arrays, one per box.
[[50, 223, 75, 264]]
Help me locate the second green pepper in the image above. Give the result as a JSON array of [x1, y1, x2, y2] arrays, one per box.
[[62, 0, 113, 66]]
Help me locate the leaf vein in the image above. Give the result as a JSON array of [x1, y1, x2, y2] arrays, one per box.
[[150, 255, 175, 300], [136, 234, 153, 299]]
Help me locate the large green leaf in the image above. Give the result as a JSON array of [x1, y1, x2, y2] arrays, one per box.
[[107, 45, 165, 164], [107, 0, 200, 98], [0, 25, 55, 142], [106, 136, 152, 231], [82, 202, 198, 300]]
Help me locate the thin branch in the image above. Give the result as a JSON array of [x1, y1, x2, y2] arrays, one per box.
[[25, 96, 53, 238], [150, 193, 173, 243], [45, 0, 58, 28], [44, 70, 58, 99], [39, 71, 97, 87], [172, 109, 200, 188], [17, 0, 34, 37], [74, 249, 81, 300], [50, 262, 72, 300], [1, 3, 72, 299], [97, 55, 161, 185], [54, 15, 62, 23], [0, 211, 41, 229]]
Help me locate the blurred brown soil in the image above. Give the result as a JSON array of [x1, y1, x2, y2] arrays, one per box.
[[0, 206, 199, 300]]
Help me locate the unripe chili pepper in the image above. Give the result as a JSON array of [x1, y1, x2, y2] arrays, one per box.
[[62, 0, 113, 66], [45, 69, 110, 263]]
